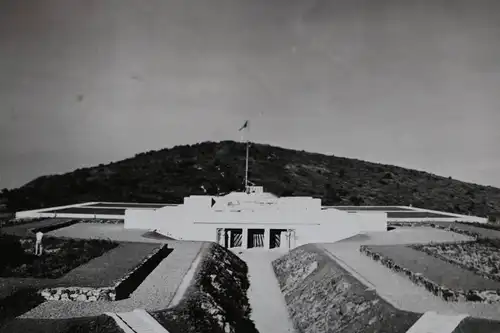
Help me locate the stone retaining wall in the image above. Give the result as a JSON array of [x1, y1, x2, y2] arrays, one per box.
[[40, 287, 116, 301], [360, 246, 500, 304], [38, 244, 168, 302]]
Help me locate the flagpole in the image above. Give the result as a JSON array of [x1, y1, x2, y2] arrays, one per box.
[[239, 120, 250, 193], [245, 138, 249, 192]]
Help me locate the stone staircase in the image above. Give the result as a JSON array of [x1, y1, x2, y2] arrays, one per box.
[[106, 309, 169, 333]]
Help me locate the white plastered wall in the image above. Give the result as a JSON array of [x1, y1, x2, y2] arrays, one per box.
[[125, 195, 388, 247], [15, 202, 100, 219]]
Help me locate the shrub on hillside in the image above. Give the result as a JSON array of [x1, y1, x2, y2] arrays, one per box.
[[0, 236, 118, 279], [0, 288, 45, 327], [0, 233, 27, 268], [5, 141, 500, 217]]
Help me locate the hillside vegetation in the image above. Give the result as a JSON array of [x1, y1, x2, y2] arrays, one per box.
[[2, 141, 500, 217]]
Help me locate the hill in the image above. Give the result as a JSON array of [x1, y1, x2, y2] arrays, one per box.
[[1, 140, 500, 217]]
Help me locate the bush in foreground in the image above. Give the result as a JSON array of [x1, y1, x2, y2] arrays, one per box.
[[0, 233, 27, 268], [0, 315, 124, 333], [0, 288, 45, 328]]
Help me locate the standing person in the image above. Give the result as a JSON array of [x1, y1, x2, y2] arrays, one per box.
[[35, 231, 43, 256]]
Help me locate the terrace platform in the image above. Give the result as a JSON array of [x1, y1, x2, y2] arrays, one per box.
[[320, 227, 500, 320]]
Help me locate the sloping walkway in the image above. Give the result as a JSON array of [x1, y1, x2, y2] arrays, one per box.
[[319, 228, 500, 320], [107, 309, 170, 333], [406, 311, 467, 333], [233, 249, 297, 333], [20, 241, 208, 319]]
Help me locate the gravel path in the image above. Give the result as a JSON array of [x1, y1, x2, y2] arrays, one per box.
[[169, 245, 205, 307], [233, 249, 297, 333], [19, 241, 208, 319], [320, 227, 500, 320]]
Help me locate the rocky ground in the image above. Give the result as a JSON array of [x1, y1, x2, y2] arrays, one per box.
[[152, 243, 258, 333], [272, 244, 421, 333]]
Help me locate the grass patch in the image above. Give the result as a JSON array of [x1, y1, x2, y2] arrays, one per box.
[[152, 243, 257, 333], [411, 239, 500, 282], [361, 244, 500, 303], [459, 221, 500, 232], [45, 208, 126, 215], [31, 220, 80, 234], [0, 218, 47, 228], [388, 221, 500, 240], [387, 211, 456, 218], [60, 242, 165, 288], [1, 219, 83, 237], [272, 244, 421, 333], [0, 233, 118, 279]]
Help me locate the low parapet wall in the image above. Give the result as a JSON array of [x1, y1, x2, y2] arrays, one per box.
[[15, 202, 99, 219], [388, 217, 487, 223]]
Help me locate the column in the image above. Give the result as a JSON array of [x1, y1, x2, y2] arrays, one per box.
[[264, 228, 270, 249], [218, 229, 224, 246], [228, 230, 232, 248], [280, 231, 287, 249], [290, 230, 296, 249], [221, 229, 226, 248], [242, 228, 248, 249]]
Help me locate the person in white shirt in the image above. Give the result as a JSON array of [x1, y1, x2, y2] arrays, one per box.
[[35, 231, 43, 256]]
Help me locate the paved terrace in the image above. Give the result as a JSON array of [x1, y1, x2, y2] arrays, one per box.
[[320, 227, 500, 320], [2, 219, 208, 319], [20, 240, 208, 319]]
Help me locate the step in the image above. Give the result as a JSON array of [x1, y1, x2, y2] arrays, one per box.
[[406, 311, 468, 333], [106, 309, 170, 333]]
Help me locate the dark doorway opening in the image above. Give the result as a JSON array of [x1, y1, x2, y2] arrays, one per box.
[[247, 229, 265, 248], [226, 228, 243, 248], [270, 229, 287, 249]]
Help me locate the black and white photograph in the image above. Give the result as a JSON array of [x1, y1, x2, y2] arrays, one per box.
[[1, 0, 500, 332]]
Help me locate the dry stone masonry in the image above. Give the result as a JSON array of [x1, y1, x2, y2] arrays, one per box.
[[39, 287, 116, 302]]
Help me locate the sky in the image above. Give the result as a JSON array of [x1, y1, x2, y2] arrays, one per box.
[[1, 0, 500, 189]]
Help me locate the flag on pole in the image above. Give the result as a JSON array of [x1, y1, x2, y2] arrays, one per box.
[[239, 120, 249, 131]]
